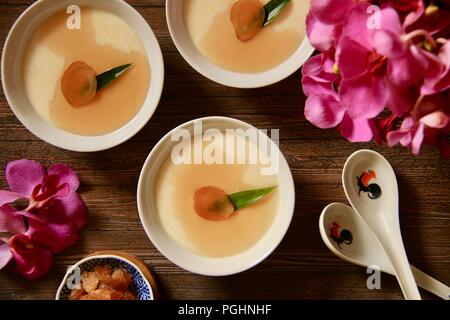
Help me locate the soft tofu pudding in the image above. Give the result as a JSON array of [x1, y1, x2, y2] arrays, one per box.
[[183, 0, 309, 73], [22, 7, 150, 136], [155, 132, 279, 258]]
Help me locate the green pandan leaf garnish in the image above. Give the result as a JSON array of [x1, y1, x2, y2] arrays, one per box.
[[96, 63, 132, 91], [263, 0, 291, 26], [228, 186, 278, 210]]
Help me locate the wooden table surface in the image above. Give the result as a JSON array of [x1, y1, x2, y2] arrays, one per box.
[[0, 0, 449, 300]]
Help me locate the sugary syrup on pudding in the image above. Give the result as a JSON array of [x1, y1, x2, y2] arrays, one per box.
[[22, 8, 150, 136], [184, 0, 309, 73], [155, 133, 279, 258]]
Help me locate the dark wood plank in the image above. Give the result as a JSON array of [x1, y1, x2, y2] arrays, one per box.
[[0, 0, 448, 300]]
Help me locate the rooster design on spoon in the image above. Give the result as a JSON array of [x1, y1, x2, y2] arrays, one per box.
[[357, 170, 382, 200]]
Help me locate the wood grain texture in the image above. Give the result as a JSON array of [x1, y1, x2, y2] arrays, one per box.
[[0, 0, 448, 300]]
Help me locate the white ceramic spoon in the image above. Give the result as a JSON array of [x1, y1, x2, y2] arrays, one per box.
[[319, 203, 450, 300], [342, 149, 421, 300]]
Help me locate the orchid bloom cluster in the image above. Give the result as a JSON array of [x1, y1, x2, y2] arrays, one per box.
[[0, 160, 88, 280], [303, 0, 449, 156]]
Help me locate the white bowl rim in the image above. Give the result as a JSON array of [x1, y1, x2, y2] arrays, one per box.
[[55, 254, 154, 300], [137, 116, 296, 276], [166, 0, 315, 88], [1, 0, 164, 152]]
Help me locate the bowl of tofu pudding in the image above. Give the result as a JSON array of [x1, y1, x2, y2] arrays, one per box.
[[137, 117, 296, 276], [1, 0, 164, 152], [166, 0, 314, 88]]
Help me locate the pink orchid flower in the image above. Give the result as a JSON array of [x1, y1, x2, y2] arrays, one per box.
[[303, 0, 449, 156], [386, 113, 449, 156], [0, 160, 88, 280], [337, 5, 430, 117], [388, 99, 449, 156], [371, 7, 428, 86], [0, 160, 88, 230], [387, 116, 425, 154]]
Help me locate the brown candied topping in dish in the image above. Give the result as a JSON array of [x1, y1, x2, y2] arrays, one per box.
[[70, 265, 137, 300]]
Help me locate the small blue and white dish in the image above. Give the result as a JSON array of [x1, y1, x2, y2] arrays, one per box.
[[56, 255, 154, 300]]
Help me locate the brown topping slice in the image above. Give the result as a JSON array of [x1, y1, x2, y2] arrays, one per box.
[[230, 0, 265, 42], [194, 186, 235, 221], [61, 61, 97, 107]]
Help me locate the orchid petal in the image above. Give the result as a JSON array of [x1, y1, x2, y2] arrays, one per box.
[[0, 244, 13, 270], [310, 0, 353, 24], [305, 94, 345, 129], [302, 54, 337, 82], [389, 45, 427, 86], [9, 234, 52, 280], [340, 74, 388, 119], [411, 123, 425, 155], [439, 42, 450, 70], [6, 160, 46, 197], [413, 94, 446, 120], [23, 211, 78, 254], [51, 193, 89, 230], [421, 49, 445, 95], [387, 130, 411, 147], [400, 116, 416, 130], [371, 30, 407, 59], [403, 1, 425, 28], [341, 3, 372, 50], [302, 53, 323, 76], [435, 42, 450, 92], [0, 205, 26, 234], [386, 116, 425, 154], [340, 115, 373, 142], [306, 13, 337, 52], [302, 75, 335, 97], [47, 164, 80, 192], [420, 111, 450, 129], [379, 7, 403, 34], [336, 36, 370, 79], [0, 190, 26, 207]]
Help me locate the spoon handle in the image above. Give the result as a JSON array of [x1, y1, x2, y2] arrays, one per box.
[[380, 233, 421, 300], [412, 265, 450, 300]]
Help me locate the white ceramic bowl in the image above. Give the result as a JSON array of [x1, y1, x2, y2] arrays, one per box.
[[1, 0, 164, 152], [166, 0, 314, 88], [137, 117, 296, 276]]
